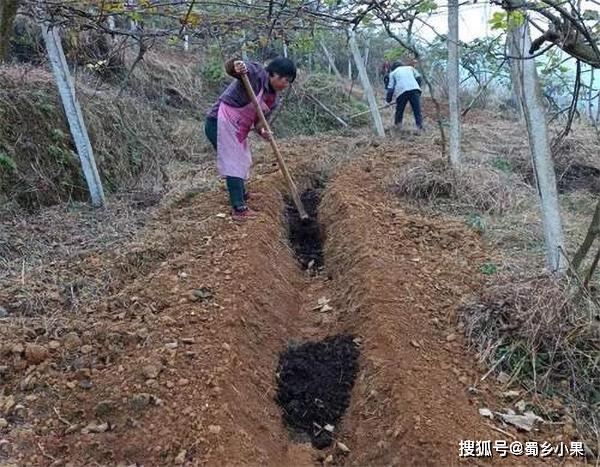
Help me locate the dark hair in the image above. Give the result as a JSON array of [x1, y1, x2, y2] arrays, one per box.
[[266, 57, 297, 83], [391, 60, 403, 71]]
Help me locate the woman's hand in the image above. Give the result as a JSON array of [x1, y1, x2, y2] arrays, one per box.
[[257, 126, 272, 141], [233, 60, 248, 75]]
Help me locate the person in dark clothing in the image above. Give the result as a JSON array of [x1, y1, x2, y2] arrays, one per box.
[[385, 60, 424, 132], [381, 60, 391, 90]]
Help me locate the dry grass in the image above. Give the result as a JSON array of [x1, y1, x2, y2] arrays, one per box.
[[460, 274, 600, 455], [0, 63, 210, 211], [384, 114, 600, 454], [391, 157, 526, 214]]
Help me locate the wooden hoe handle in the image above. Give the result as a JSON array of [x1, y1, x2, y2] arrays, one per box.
[[239, 73, 309, 220]]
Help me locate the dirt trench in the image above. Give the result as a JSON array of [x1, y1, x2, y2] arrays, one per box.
[[3, 158, 558, 466]]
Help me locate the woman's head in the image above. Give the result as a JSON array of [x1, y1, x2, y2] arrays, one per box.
[[266, 57, 296, 91]]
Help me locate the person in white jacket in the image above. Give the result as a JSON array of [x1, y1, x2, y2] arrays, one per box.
[[385, 60, 424, 132]]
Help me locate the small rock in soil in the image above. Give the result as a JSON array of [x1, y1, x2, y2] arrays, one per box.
[[516, 400, 527, 413], [19, 375, 36, 391], [0, 307, 8, 318], [499, 411, 544, 432], [497, 372, 511, 385], [79, 380, 93, 390], [81, 422, 109, 434], [192, 287, 213, 301], [48, 341, 61, 350], [174, 449, 187, 465], [502, 390, 520, 400], [446, 333, 457, 342], [131, 393, 155, 411], [478, 408, 493, 419], [0, 418, 8, 429], [142, 363, 162, 380], [337, 442, 351, 453], [95, 400, 114, 417], [24, 344, 48, 364], [208, 425, 221, 434], [0, 439, 11, 455], [80, 345, 94, 355], [63, 332, 82, 349]]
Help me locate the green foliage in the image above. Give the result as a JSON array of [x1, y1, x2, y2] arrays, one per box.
[[417, 0, 438, 13], [490, 12, 508, 31], [466, 213, 486, 232], [491, 157, 512, 174], [490, 11, 525, 31], [48, 145, 76, 166], [200, 45, 227, 87], [50, 128, 67, 142], [291, 33, 316, 54], [384, 47, 406, 61], [0, 151, 16, 173], [480, 262, 499, 275]]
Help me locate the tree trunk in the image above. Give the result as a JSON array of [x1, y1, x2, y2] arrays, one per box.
[[42, 23, 105, 207], [348, 29, 385, 137], [348, 55, 352, 80], [507, 33, 525, 120], [588, 66, 594, 121], [407, 17, 415, 45], [447, 0, 461, 166], [0, 0, 19, 63], [572, 198, 600, 272], [510, 19, 566, 275]]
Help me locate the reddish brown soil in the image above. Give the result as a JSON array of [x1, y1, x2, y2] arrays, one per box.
[[0, 135, 574, 466]]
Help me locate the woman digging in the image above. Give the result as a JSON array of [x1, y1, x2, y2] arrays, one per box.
[[205, 57, 297, 221]]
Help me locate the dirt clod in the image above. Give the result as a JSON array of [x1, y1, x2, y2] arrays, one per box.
[[24, 344, 48, 364]]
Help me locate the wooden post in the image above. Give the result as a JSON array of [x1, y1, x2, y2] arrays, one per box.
[[41, 23, 105, 207], [320, 41, 343, 82], [348, 29, 385, 137], [306, 93, 348, 127], [448, 0, 461, 166]]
